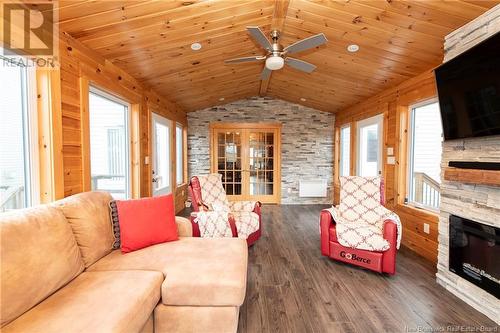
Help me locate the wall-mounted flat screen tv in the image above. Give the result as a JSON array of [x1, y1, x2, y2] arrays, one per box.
[[435, 32, 500, 140]]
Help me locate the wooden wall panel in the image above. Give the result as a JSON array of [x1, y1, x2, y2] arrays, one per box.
[[59, 32, 188, 212], [335, 69, 439, 263]]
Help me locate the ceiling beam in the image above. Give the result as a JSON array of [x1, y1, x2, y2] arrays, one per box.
[[259, 0, 290, 96]]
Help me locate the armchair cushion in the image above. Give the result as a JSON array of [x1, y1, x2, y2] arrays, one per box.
[[232, 211, 260, 239], [191, 211, 233, 238], [228, 201, 258, 212], [197, 174, 230, 211]]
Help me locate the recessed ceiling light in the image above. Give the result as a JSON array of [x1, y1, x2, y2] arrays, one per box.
[[300, 97, 307, 102], [347, 44, 359, 53], [191, 42, 202, 51], [219, 97, 225, 101]]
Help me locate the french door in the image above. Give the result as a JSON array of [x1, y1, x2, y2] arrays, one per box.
[[211, 123, 281, 203], [356, 114, 383, 177], [151, 113, 172, 196]]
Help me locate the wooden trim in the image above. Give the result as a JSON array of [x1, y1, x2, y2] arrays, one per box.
[[130, 104, 141, 198], [443, 167, 500, 186], [349, 121, 356, 176], [144, 102, 153, 197], [333, 126, 340, 183], [382, 106, 389, 180], [79, 78, 92, 192], [259, 78, 270, 96], [183, 125, 188, 185], [36, 69, 64, 202], [395, 104, 409, 206]]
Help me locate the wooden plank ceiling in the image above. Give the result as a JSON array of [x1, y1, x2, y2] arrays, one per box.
[[56, 0, 498, 112]]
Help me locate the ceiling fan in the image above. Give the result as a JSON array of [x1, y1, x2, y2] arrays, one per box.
[[224, 26, 328, 80]]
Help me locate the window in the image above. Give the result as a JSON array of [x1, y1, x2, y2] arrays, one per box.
[[151, 113, 171, 196], [176, 123, 184, 185], [357, 114, 383, 177], [89, 88, 130, 199], [339, 125, 350, 176], [407, 100, 443, 210], [0, 64, 38, 211]]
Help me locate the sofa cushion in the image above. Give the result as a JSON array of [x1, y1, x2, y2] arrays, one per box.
[[2, 271, 163, 333], [116, 194, 178, 253], [88, 237, 248, 306], [154, 304, 239, 333], [0, 206, 84, 327], [54, 191, 114, 267]]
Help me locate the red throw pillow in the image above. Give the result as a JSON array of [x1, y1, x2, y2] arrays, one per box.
[[115, 194, 178, 253]]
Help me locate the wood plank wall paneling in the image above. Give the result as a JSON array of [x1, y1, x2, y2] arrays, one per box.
[[334, 69, 440, 263], [59, 32, 188, 212]]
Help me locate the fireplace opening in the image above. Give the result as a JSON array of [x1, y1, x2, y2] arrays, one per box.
[[449, 214, 500, 298]]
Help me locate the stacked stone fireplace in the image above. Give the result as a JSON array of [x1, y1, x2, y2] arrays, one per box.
[[436, 5, 500, 324]]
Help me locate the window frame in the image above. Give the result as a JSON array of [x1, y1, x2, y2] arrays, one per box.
[[406, 97, 441, 212], [356, 114, 383, 177], [88, 85, 132, 199], [175, 122, 185, 185], [0, 62, 40, 210]]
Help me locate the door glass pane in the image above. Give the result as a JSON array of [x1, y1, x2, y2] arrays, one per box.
[[358, 121, 380, 177], [89, 90, 130, 199], [340, 126, 350, 176], [249, 131, 274, 196], [154, 121, 170, 192], [0, 65, 30, 211], [408, 102, 442, 210], [176, 124, 183, 185], [217, 131, 242, 195]]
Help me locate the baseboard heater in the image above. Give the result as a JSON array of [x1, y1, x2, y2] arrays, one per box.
[[299, 180, 327, 197], [448, 161, 500, 170]]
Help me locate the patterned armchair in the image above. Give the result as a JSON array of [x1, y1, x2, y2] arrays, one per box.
[[320, 176, 401, 274], [188, 174, 262, 246]]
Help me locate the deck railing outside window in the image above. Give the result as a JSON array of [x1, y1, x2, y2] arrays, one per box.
[[412, 172, 440, 210]]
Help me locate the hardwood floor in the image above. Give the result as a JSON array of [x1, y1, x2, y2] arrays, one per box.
[[233, 204, 496, 333]]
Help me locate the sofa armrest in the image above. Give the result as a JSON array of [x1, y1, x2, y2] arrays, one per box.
[[175, 216, 192, 237], [320, 210, 334, 256], [382, 220, 398, 275]]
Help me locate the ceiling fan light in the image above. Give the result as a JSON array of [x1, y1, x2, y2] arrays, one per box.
[[265, 56, 284, 70]]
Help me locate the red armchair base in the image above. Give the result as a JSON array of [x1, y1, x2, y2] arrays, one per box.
[[329, 242, 384, 273], [320, 210, 397, 275]]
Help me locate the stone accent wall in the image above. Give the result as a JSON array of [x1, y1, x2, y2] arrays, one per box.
[[187, 97, 334, 204], [436, 5, 500, 325]]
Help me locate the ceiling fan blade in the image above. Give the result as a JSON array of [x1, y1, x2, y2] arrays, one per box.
[[225, 56, 265, 64], [260, 66, 272, 80], [285, 57, 316, 73], [247, 26, 273, 52], [283, 33, 328, 55]]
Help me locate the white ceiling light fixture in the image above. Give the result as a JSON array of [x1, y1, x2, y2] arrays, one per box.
[[300, 97, 307, 102], [191, 42, 202, 51], [265, 55, 285, 70], [219, 97, 225, 101], [347, 44, 359, 53]]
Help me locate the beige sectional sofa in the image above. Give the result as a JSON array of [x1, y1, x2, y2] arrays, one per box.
[[0, 191, 248, 333]]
